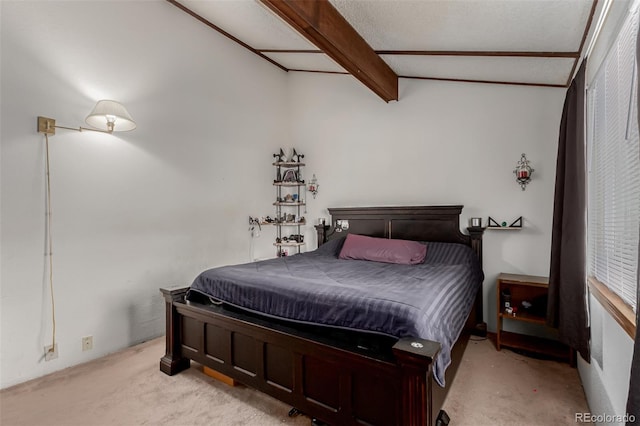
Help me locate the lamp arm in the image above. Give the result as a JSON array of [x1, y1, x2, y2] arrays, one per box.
[[55, 124, 112, 134], [37, 116, 113, 136]]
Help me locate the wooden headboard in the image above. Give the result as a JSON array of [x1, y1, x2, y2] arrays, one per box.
[[315, 205, 484, 265]]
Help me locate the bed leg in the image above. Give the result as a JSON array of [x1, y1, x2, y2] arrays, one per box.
[[473, 321, 487, 337], [471, 286, 487, 337], [436, 410, 450, 425], [160, 287, 190, 376], [393, 338, 441, 426]]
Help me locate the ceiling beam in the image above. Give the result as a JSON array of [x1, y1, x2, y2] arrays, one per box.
[[259, 0, 398, 102]]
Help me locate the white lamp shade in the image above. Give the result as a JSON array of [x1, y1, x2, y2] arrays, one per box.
[[85, 100, 136, 132]]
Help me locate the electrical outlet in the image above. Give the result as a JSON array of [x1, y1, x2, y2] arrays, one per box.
[[44, 344, 58, 361], [82, 336, 93, 352]]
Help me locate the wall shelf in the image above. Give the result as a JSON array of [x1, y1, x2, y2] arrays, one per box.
[[272, 155, 305, 257], [273, 242, 305, 247], [487, 227, 522, 231], [261, 221, 306, 226], [273, 182, 306, 187], [487, 216, 523, 230], [273, 162, 306, 167], [273, 202, 305, 206]]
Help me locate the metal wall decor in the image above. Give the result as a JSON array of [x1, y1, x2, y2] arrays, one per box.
[[513, 153, 534, 190], [307, 174, 319, 198]]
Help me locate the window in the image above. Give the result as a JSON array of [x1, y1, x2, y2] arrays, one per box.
[[587, 7, 640, 313]]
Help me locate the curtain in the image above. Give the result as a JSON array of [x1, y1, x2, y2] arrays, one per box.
[[547, 60, 590, 361], [626, 19, 640, 425]]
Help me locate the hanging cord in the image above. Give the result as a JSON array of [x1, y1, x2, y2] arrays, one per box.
[[45, 134, 56, 354]]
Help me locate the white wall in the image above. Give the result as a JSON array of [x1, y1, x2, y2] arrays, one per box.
[[286, 72, 566, 334], [579, 295, 634, 424], [0, 0, 288, 388]]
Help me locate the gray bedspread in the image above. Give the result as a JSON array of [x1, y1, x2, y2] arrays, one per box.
[[188, 238, 483, 387]]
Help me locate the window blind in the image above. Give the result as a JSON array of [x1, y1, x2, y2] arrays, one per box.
[[587, 6, 640, 312]]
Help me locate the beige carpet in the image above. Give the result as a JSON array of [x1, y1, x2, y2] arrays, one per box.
[[0, 336, 588, 426]]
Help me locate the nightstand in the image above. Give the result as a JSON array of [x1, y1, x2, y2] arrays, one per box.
[[496, 273, 571, 362]]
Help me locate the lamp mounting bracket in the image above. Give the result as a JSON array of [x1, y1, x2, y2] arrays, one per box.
[[38, 116, 56, 135]]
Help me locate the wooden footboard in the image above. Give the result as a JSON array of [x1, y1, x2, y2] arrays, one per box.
[[160, 286, 446, 426]]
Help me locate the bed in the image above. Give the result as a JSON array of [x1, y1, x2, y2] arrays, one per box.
[[160, 205, 485, 426]]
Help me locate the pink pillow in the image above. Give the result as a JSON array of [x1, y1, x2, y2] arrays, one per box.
[[338, 234, 427, 265]]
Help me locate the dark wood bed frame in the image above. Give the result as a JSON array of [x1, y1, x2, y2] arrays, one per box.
[[160, 205, 485, 426]]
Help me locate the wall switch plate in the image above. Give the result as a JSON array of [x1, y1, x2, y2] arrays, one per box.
[[82, 336, 93, 352], [44, 344, 58, 361]]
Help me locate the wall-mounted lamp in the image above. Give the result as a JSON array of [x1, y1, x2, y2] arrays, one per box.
[[513, 153, 534, 191], [36, 99, 135, 360], [37, 100, 136, 135]]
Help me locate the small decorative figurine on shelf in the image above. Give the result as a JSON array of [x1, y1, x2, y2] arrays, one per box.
[[283, 148, 294, 163], [308, 174, 319, 199], [282, 169, 298, 183], [513, 153, 534, 190], [289, 234, 304, 243]]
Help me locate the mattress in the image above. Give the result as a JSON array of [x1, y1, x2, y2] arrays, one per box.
[[188, 237, 483, 386]]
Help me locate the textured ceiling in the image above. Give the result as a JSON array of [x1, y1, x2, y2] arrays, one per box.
[[173, 0, 598, 90], [329, 0, 593, 52], [180, 0, 314, 50]]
